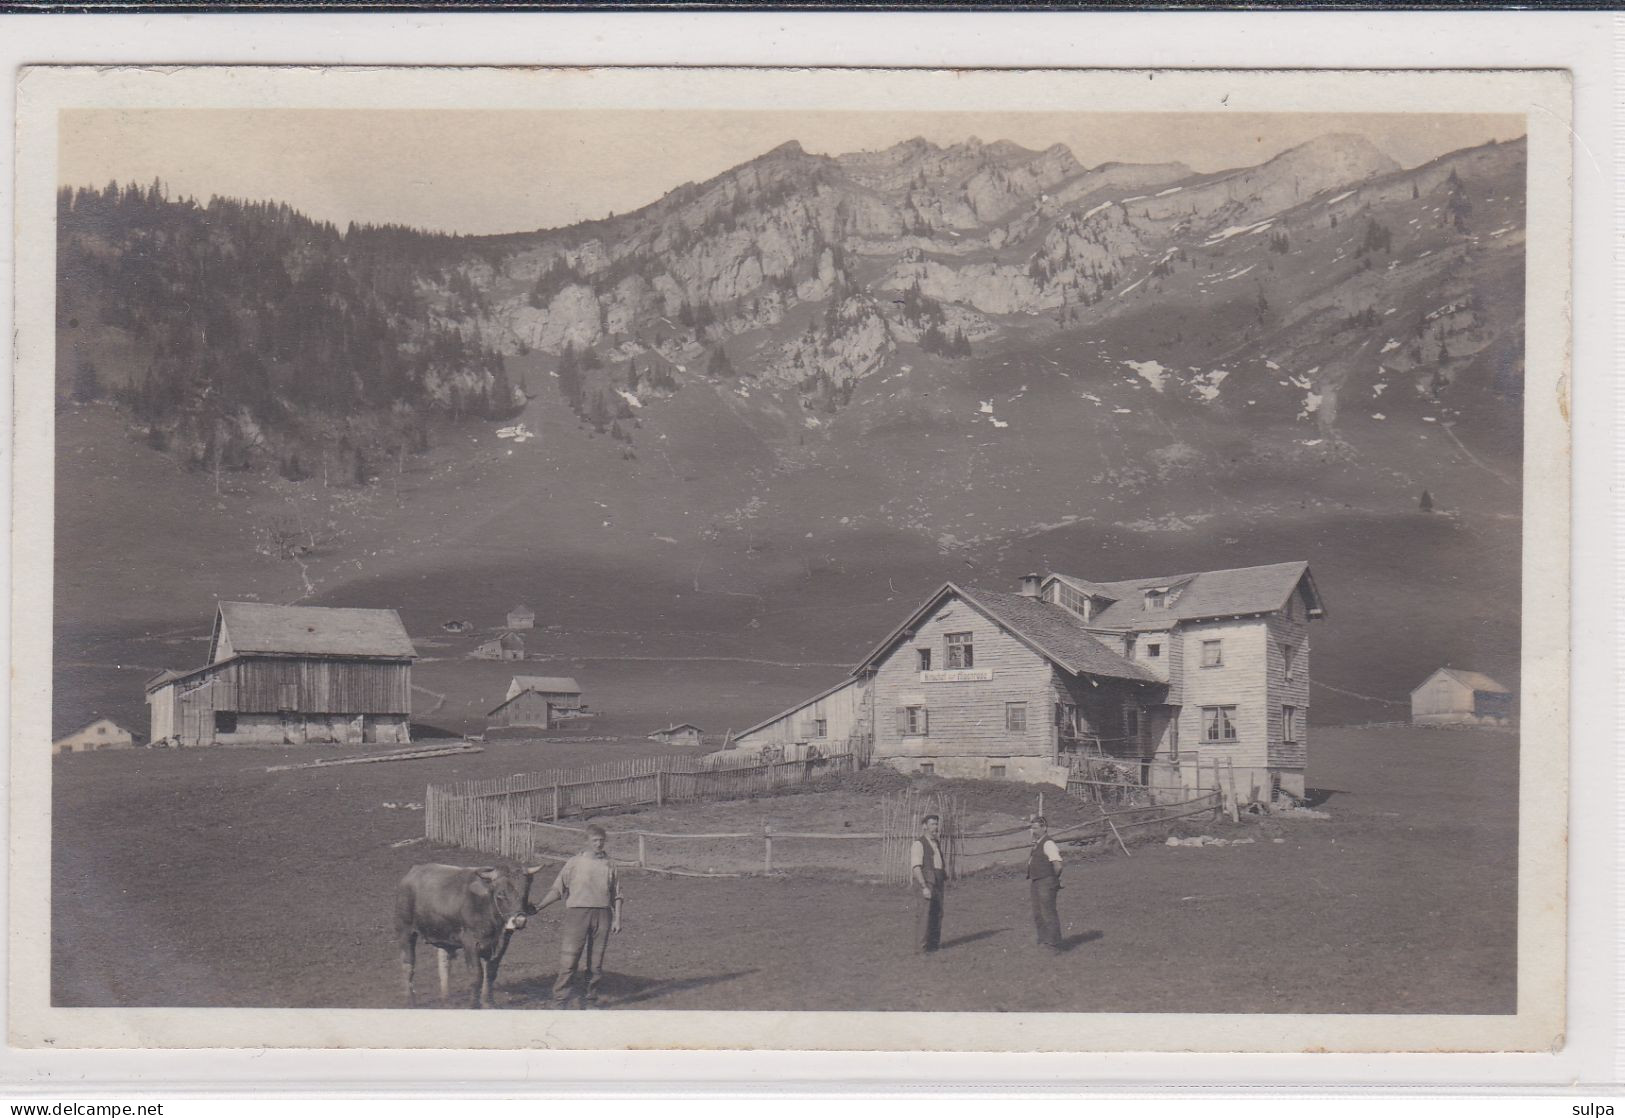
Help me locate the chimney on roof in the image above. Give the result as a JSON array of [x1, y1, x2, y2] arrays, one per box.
[[1020, 573, 1043, 598]]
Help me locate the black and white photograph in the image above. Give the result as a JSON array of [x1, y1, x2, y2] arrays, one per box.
[[10, 64, 1571, 1053]]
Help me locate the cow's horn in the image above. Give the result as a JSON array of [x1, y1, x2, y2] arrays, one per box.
[[522, 863, 545, 876]]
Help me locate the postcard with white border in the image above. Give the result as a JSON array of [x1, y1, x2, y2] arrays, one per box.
[[11, 64, 1570, 1053]]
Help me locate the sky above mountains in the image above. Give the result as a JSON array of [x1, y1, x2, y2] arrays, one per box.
[[60, 108, 1523, 236]]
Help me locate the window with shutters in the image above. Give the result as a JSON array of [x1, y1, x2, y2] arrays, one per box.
[[898, 706, 929, 736], [1282, 642, 1297, 680], [1282, 705, 1298, 744], [813, 718, 827, 738], [1005, 702, 1027, 732], [1202, 705, 1238, 742], [917, 648, 932, 672], [945, 632, 973, 669], [1201, 639, 1223, 668]]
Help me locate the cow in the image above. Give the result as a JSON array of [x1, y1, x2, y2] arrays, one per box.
[[394, 862, 543, 1008]]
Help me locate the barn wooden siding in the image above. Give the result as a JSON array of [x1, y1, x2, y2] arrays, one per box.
[[214, 656, 411, 714], [147, 686, 177, 742], [870, 595, 1060, 770], [734, 677, 870, 752]]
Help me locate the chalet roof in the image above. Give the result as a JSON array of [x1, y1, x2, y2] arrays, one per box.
[[214, 602, 416, 659], [1047, 573, 1121, 601], [510, 676, 581, 694], [144, 668, 183, 692], [650, 723, 704, 736], [54, 718, 134, 741], [1049, 561, 1324, 630], [1416, 668, 1510, 695], [852, 583, 1158, 684], [734, 675, 864, 741], [509, 604, 536, 615], [959, 587, 1161, 682]]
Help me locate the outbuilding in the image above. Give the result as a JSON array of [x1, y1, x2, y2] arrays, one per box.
[[473, 631, 526, 661], [144, 602, 417, 747], [53, 718, 139, 754], [648, 723, 704, 747], [507, 605, 536, 630], [487, 676, 584, 730], [1410, 668, 1514, 726]]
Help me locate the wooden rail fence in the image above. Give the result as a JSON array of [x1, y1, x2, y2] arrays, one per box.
[[428, 757, 1222, 878], [425, 750, 855, 853]]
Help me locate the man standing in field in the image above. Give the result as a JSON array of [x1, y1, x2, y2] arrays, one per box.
[[533, 822, 623, 1007], [1027, 816, 1064, 952], [910, 813, 947, 953]]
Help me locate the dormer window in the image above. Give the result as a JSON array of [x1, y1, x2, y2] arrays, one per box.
[[1144, 590, 1166, 610]]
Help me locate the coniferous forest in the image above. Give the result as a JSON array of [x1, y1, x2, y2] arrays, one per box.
[[56, 181, 522, 483]]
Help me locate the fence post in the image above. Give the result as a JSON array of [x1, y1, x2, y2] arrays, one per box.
[[764, 823, 773, 874], [638, 833, 646, 868], [656, 770, 665, 807], [552, 783, 560, 822]]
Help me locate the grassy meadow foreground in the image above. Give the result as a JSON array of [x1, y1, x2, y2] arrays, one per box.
[[51, 725, 1516, 1014]]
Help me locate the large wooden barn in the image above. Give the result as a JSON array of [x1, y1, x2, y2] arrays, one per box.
[[739, 561, 1325, 800], [144, 602, 417, 747], [1410, 668, 1514, 726], [486, 676, 584, 730]]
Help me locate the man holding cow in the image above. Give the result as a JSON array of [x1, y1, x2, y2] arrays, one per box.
[[531, 823, 624, 1008]]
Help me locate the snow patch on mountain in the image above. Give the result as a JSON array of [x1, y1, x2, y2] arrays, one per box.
[[1123, 359, 1168, 393]]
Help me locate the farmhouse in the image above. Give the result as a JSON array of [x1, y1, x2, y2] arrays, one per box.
[[487, 676, 584, 731], [52, 718, 139, 754], [1410, 668, 1513, 726], [473, 631, 525, 661], [746, 561, 1325, 799], [144, 602, 417, 747], [648, 723, 704, 747], [507, 604, 536, 630]]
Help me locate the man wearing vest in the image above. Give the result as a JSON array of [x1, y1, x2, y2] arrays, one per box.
[[1027, 815, 1064, 952], [910, 814, 947, 953]]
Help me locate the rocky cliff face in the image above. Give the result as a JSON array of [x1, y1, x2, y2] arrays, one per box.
[[422, 131, 1522, 459]]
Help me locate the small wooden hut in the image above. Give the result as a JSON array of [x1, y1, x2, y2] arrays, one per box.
[[1410, 668, 1514, 726]]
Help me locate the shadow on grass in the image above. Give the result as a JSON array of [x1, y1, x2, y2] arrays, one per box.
[[1304, 787, 1346, 807], [939, 928, 1009, 950], [500, 968, 759, 1009]]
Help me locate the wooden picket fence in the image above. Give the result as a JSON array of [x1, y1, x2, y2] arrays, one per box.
[[424, 750, 855, 854], [461, 786, 1223, 879]]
